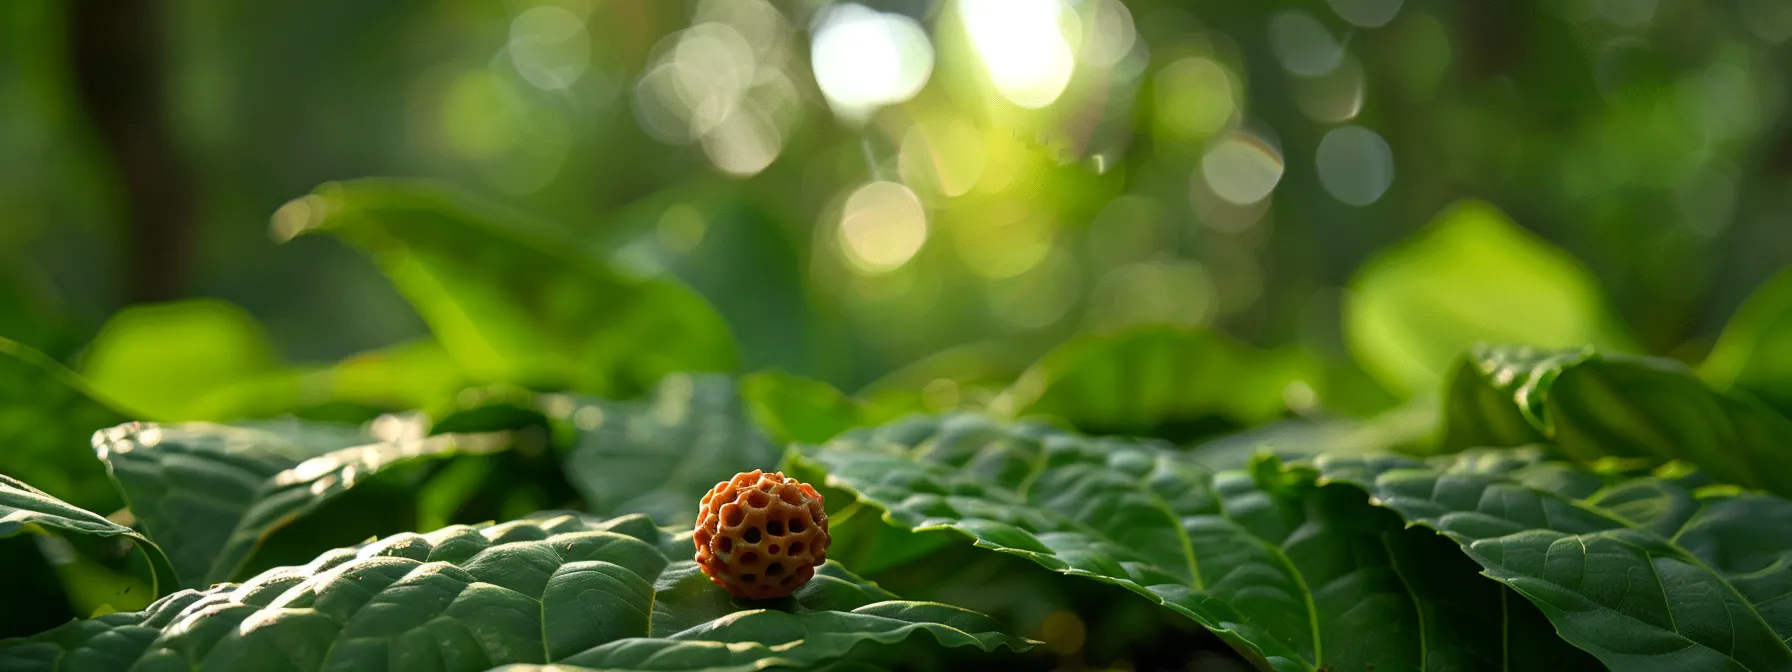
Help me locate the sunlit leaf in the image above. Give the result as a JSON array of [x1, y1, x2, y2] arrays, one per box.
[[996, 327, 1317, 441], [316, 338, 469, 415], [792, 414, 1589, 671], [78, 299, 291, 422], [1320, 449, 1792, 671], [740, 370, 886, 445], [0, 512, 1031, 671], [1703, 267, 1792, 416], [92, 417, 511, 588], [0, 474, 176, 598], [858, 341, 1032, 417], [1442, 344, 1792, 497], [275, 179, 740, 397], [1344, 200, 1635, 396]]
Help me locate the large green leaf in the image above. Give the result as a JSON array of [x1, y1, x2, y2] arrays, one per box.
[[1344, 200, 1634, 396], [792, 414, 1591, 671], [1318, 449, 1792, 671], [1441, 344, 1792, 497], [0, 512, 1030, 671], [93, 417, 511, 589], [0, 474, 176, 597], [0, 338, 127, 514], [552, 373, 782, 526], [273, 179, 739, 397], [1703, 267, 1792, 415], [994, 327, 1315, 441]]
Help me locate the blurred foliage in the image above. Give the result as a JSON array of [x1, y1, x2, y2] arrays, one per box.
[[2, 0, 1788, 402], [1343, 200, 1635, 396]]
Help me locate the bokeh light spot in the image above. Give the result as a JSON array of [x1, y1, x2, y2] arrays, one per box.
[[960, 0, 1076, 108], [1201, 132, 1284, 205], [1316, 125, 1394, 206], [1156, 57, 1236, 138], [899, 117, 987, 199], [441, 70, 518, 159], [508, 6, 590, 91], [1291, 54, 1364, 122], [658, 204, 708, 253], [811, 5, 934, 120], [839, 181, 929, 274], [702, 105, 782, 176], [1079, 0, 1137, 68], [1326, 0, 1403, 28], [1269, 10, 1345, 76]]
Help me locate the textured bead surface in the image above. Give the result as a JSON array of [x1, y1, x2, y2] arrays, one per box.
[[693, 470, 830, 599]]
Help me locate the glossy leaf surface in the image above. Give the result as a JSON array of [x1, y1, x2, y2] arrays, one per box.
[[0, 512, 1028, 671], [93, 418, 509, 588], [794, 414, 1589, 671], [1441, 344, 1792, 497], [1320, 449, 1792, 671]]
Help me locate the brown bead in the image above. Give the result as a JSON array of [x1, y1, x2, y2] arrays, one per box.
[[693, 469, 830, 599]]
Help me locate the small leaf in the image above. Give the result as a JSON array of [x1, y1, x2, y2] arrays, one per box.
[[1344, 200, 1634, 396], [553, 374, 782, 525], [740, 370, 885, 445], [995, 327, 1317, 441], [1442, 344, 1792, 497], [78, 299, 290, 422], [275, 179, 739, 397], [1703, 267, 1792, 416], [1319, 449, 1792, 671], [0, 338, 128, 514], [93, 418, 511, 588], [0, 513, 1030, 671], [795, 414, 1589, 671], [0, 474, 176, 599]]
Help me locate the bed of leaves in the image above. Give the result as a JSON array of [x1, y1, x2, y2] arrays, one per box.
[[3, 181, 1792, 671]]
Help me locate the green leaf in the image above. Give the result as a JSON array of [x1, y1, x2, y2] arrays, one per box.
[[1442, 344, 1792, 497], [1703, 267, 1792, 415], [78, 299, 291, 422], [553, 373, 782, 526], [793, 414, 1588, 671], [995, 327, 1317, 441], [1190, 400, 1437, 472], [1344, 200, 1634, 396], [0, 474, 176, 598], [0, 512, 1030, 671], [1318, 449, 1792, 671], [740, 370, 886, 445], [92, 417, 512, 589], [857, 340, 1032, 416], [274, 179, 740, 397], [0, 338, 128, 514], [318, 338, 467, 414]]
